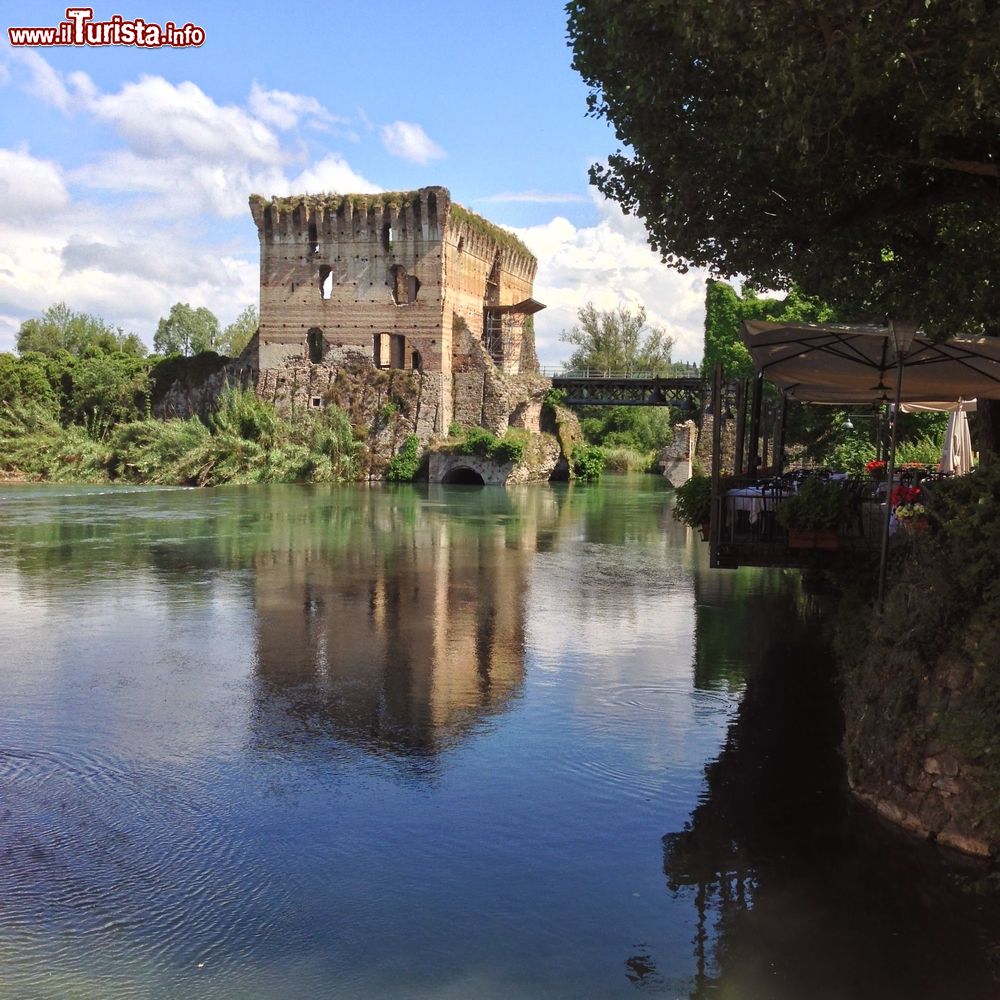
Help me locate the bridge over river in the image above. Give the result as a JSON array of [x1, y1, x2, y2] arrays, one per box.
[[541, 369, 708, 407]]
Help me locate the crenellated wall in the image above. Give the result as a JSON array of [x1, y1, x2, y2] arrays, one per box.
[[249, 188, 451, 381], [248, 187, 541, 410]]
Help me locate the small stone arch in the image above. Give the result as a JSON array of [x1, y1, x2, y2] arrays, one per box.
[[441, 466, 485, 485]]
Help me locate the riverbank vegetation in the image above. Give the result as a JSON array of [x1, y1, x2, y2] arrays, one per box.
[[1, 301, 341, 486], [829, 463, 1000, 853], [1, 389, 358, 486]]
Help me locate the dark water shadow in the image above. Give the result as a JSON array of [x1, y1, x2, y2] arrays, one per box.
[[662, 581, 1000, 1000]]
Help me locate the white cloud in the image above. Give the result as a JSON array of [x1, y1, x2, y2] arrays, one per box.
[[286, 155, 379, 195], [476, 191, 589, 205], [61, 237, 230, 286], [0, 147, 70, 217], [247, 82, 339, 131], [89, 76, 283, 164], [514, 194, 709, 367], [379, 121, 445, 164], [0, 63, 10, 87], [7, 47, 76, 111]]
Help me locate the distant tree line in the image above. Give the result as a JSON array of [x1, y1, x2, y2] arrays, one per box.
[[2, 301, 258, 434]]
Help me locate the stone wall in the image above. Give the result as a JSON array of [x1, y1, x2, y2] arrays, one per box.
[[451, 339, 550, 435], [844, 635, 998, 859], [694, 413, 736, 475], [248, 187, 540, 384], [428, 432, 562, 485], [660, 420, 696, 486], [154, 356, 254, 420]]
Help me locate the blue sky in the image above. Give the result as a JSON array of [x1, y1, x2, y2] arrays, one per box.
[[0, 1, 709, 364]]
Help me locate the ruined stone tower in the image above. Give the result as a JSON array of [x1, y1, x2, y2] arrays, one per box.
[[247, 186, 544, 433]]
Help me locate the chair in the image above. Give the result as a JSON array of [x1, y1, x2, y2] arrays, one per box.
[[759, 483, 787, 542]]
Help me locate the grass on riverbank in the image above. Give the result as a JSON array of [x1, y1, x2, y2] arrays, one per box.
[[598, 445, 658, 473], [0, 389, 359, 486]]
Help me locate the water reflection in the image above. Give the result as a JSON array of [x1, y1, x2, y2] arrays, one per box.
[[666, 570, 1000, 1000], [249, 489, 537, 760]]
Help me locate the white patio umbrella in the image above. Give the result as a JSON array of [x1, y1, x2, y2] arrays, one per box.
[[941, 409, 975, 475]]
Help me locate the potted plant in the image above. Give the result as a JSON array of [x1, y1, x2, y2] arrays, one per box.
[[895, 502, 929, 535], [672, 473, 712, 539], [865, 459, 887, 482], [775, 477, 849, 549]]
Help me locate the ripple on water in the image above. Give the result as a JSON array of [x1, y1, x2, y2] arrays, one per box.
[[0, 740, 288, 992]]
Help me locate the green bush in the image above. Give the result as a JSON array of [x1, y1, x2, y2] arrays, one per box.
[[386, 435, 421, 481], [836, 462, 1000, 836], [571, 443, 605, 480], [578, 404, 675, 452], [0, 402, 110, 481], [895, 433, 944, 466], [450, 425, 527, 464], [543, 387, 568, 408], [775, 477, 850, 531], [671, 473, 711, 527]]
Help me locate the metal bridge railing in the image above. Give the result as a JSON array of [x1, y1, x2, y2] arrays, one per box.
[[540, 367, 702, 380]]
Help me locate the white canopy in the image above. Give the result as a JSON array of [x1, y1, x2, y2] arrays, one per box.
[[741, 321, 1000, 404]]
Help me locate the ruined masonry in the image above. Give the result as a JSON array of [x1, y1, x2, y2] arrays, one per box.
[[244, 185, 547, 439]]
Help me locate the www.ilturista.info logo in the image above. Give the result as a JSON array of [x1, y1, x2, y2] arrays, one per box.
[[8, 7, 205, 48]]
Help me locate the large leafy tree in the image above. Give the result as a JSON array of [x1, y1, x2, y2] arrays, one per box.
[[704, 281, 838, 380], [561, 302, 674, 374], [219, 304, 258, 358], [17, 303, 146, 358], [154, 303, 220, 356], [567, 2, 1000, 336]]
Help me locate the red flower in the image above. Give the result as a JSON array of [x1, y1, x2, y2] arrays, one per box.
[[891, 484, 922, 507]]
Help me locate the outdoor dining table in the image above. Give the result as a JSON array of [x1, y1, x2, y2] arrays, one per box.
[[727, 486, 769, 524]]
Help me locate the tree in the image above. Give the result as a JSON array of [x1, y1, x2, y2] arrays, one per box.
[[0, 353, 58, 412], [219, 305, 258, 358], [561, 302, 674, 374], [154, 303, 220, 356], [703, 281, 837, 380], [567, 2, 1000, 451], [68, 353, 151, 432], [17, 303, 146, 358], [567, 3, 1000, 334]]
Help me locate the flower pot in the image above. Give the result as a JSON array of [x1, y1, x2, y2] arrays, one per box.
[[787, 528, 815, 549], [814, 529, 839, 550], [899, 517, 928, 536], [786, 528, 838, 550]]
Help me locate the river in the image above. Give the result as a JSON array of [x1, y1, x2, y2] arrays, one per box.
[[0, 476, 996, 999]]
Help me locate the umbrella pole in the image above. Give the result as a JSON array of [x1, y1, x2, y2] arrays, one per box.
[[877, 360, 905, 608]]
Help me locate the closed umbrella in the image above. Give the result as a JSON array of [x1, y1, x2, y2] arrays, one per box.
[[941, 409, 974, 476]]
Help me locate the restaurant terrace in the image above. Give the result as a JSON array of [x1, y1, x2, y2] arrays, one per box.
[[706, 320, 1000, 602]]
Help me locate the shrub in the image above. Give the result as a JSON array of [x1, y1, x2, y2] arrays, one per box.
[[450, 425, 527, 464], [775, 477, 850, 531], [672, 473, 711, 527], [571, 443, 605, 480], [543, 387, 568, 408], [386, 434, 421, 481]]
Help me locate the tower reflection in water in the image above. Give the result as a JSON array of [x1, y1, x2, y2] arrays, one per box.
[[248, 486, 550, 762]]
